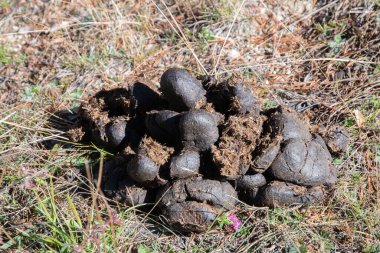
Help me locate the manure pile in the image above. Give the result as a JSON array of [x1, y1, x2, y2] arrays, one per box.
[[70, 68, 348, 233]]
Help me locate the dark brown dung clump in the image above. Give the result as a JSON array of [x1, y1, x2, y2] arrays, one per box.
[[71, 68, 347, 233], [170, 149, 200, 179], [160, 68, 206, 111], [162, 201, 219, 233], [269, 136, 335, 186], [179, 109, 219, 151], [256, 181, 324, 207]]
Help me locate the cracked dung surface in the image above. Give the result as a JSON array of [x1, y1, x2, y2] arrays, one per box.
[[252, 131, 283, 173], [269, 136, 335, 186]]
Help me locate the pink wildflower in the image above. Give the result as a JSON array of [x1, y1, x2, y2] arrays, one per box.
[[227, 213, 242, 231]]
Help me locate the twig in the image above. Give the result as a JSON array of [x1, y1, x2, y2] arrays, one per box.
[[0, 112, 16, 124], [0, 224, 16, 245]]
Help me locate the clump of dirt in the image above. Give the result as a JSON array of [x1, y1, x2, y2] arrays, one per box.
[[264, 106, 312, 141], [155, 178, 237, 232], [139, 136, 174, 166], [185, 179, 237, 209], [229, 83, 261, 115], [156, 178, 237, 209], [70, 68, 348, 233], [101, 159, 156, 206], [260, 106, 336, 187], [76, 88, 132, 150], [126, 154, 162, 186], [105, 176, 150, 206], [70, 79, 165, 151]]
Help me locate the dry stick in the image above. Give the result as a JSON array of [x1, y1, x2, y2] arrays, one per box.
[[153, 0, 208, 74], [0, 119, 66, 134], [111, 0, 123, 18], [85, 159, 101, 231], [94, 156, 104, 223], [83, 160, 102, 249], [0, 112, 16, 124], [236, 208, 262, 250], [213, 0, 247, 75], [0, 134, 69, 155], [0, 111, 69, 156], [95, 155, 104, 199], [88, 156, 118, 251], [98, 189, 118, 252], [0, 224, 16, 245]]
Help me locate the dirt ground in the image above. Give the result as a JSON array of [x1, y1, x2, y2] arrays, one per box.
[[0, 0, 379, 252]]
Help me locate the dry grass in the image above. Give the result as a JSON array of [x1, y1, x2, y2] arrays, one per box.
[[0, 0, 379, 252]]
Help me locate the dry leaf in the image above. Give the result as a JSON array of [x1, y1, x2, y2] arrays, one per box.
[[353, 109, 365, 128]]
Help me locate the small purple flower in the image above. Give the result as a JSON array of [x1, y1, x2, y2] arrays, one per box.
[[227, 213, 242, 231]]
